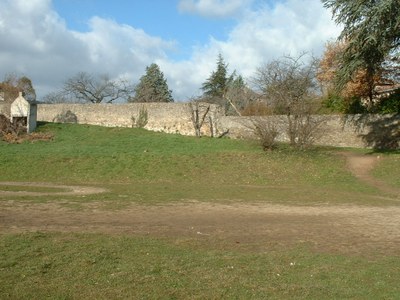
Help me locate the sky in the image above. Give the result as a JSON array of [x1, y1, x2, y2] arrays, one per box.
[[0, 0, 341, 101]]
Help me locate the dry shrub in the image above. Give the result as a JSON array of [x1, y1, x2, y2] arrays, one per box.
[[251, 117, 279, 151], [241, 101, 272, 116], [1, 115, 53, 143], [0, 114, 14, 134], [1, 132, 53, 144]]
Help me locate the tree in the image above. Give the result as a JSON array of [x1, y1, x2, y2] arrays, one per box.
[[187, 98, 211, 137], [202, 54, 231, 98], [253, 54, 323, 149], [0, 74, 36, 102], [322, 0, 400, 102], [318, 40, 400, 113], [63, 72, 133, 103], [317, 40, 375, 112], [131, 63, 173, 103], [202, 54, 248, 115], [224, 73, 254, 116]]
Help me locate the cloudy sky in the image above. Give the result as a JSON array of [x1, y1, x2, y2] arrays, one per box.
[[0, 0, 341, 101]]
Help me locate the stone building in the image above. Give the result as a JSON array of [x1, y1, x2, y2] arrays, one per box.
[[10, 92, 37, 133]]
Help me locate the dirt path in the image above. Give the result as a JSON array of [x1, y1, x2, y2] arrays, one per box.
[[1, 201, 399, 255], [0, 181, 107, 196], [341, 152, 400, 197], [0, 152, 399, 256]]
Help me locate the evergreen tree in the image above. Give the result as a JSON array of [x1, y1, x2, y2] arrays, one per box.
[[322, 0, 400, 100], [201, 54, 232, 98], [131, 63, 173, 102], [201, 54, 250, 115]]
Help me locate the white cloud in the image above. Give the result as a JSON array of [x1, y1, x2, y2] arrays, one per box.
[[178, 0, 252, 18], [0, 0, 174, 98], [163, 0, 341, 98], [0, 0, 340, 101]]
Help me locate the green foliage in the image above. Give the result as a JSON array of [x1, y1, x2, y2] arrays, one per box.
[[201, 54, 248, 115], [202, 54, 230, 98], [322, 0, 400, 97], [132, 63, 173, 103], [322, 93, 347, 113], [374, 90, 400, 114], [323, 94, 367, 114], [322, 91, 400, 114]]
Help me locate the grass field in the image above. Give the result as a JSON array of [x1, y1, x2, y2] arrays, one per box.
[[1, 122, 399, 299]]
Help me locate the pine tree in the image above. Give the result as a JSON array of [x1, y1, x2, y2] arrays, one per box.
[[131, 63, 173, 103], [201, 54, 231, 98]]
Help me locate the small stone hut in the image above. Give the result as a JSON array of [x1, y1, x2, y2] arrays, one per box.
[[10, 92, 37, 133]]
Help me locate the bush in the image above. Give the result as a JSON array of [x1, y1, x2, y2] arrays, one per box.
[[131, 106, 148, 128], [0, 114, 22, 141], [251, 117, 279, 151]]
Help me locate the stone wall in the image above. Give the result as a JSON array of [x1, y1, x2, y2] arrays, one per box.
[[219, 115, 361, 148], [36, 103, 399, 149], [37, 103, 223, 136]]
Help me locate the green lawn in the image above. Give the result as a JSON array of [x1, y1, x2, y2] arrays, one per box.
[[0, 122, 397, 205], [1, 123, 399, 299], [1, 233, 400, 299]]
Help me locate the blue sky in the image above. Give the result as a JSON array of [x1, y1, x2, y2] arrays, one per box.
[[53, 1, 234, 43], [0, 0, 341, 101]]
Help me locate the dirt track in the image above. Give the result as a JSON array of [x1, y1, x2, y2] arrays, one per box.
[[1, 153, 399, 255]]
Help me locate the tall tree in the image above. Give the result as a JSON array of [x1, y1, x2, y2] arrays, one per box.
[[322, 0, 400, 101], [317, 40, 375, 112], [63, 72, 133, 103], [202, 54, 232, 98], [131, 63, 173, 103], [201, 54, 249, 115]]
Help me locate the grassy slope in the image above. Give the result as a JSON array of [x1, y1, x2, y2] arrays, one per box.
[[1, 122, 397, 205], [1, 123, 400, 299]]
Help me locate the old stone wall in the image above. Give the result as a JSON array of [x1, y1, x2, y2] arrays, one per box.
[[37, 103, 223, 136], [36, 103, 399, 149], [219, 115, 362, 148]]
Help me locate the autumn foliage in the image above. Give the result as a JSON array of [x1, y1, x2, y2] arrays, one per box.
[[317, 41, 373, 100]]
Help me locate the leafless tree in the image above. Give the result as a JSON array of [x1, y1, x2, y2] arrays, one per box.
[[252, 54, 323, 149], [63, 72, 134, 103], [188, 99, 210, 137]]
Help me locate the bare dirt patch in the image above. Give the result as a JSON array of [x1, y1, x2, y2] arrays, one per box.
[[1, 201, 399, 256], [1, 153, 399, 256], [0, 182, 106, 196]]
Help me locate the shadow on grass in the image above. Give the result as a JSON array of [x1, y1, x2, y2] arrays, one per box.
[[344, 114, 400, 151]]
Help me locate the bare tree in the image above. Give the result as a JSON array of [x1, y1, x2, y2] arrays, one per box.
[[63, 72, 134, 103], [253, 54, 323, 149], [188, 99, 211, 137]]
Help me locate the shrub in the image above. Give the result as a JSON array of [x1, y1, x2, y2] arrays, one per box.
[[251, 117, 279, 151]]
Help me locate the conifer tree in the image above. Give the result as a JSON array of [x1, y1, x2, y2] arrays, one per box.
[[201, 54, 231, 98], [131, 63, 173, 102], [322, 0, 400, 100]]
